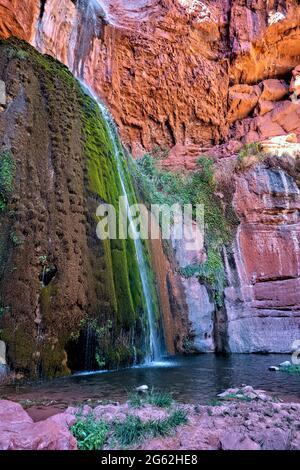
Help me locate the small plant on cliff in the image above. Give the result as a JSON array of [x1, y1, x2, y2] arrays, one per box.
[[133, 153, 232, 304], [236, 142, 264, 171], [179, 250, 225, 307], [10, 231, 23, 247], [7, 48, 29, 61], [0, 150, 15, 213]]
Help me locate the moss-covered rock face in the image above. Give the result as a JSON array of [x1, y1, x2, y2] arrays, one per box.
[[0, 38, 147, 377]]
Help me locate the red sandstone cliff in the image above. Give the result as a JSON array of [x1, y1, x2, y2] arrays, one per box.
[[1, 1, 300, 155], [0, 0, 300, 356]]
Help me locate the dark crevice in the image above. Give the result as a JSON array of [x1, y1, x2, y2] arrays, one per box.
[[165, 119, 176, 146], [254, 275, 298, 284], [39, 265, 57, 287], [39, 0, 47, 20]]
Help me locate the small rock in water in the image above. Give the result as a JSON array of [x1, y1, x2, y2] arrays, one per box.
[[279, 361, 291, 368], [217, 388, 239, 398], [269, 366, 280, 371], [136, 385, 149, 393]]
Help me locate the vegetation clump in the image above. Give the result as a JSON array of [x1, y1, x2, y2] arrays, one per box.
[[71, 408, 187, 450], [71, 414, 109, 450], [133, 152, 235, 304], [0, 150, 15, 213], [235, 142, 264, 171], [280, 364, 300, 375], [128, 389, 173, 408], [113, 409, 187, 448]]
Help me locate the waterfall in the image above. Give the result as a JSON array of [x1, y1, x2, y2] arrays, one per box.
[[80, 83, 162, 362], [33, 0, 164, 365]]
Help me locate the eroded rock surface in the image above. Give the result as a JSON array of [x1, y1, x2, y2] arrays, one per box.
[[225, 162, 300, 352]]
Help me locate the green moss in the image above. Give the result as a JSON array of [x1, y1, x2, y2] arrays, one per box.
[[0, 37, 161, 374], [0, 150, 15, 213], [80, 92, 145, 337], [133, 152, 235, 305]]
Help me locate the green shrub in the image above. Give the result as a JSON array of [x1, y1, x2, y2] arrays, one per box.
[[0, 150, 15, 213], [71, 414, 109, 450], [113, 409, 187, 448], [132, 152, 232, 304], [128, 389, 173, 408], [7, 48, 29, 61], [133, 152, 232, 240], [236, 142, 264, 171], [280, 365, 300, 375], [179, 250, 225, 306]]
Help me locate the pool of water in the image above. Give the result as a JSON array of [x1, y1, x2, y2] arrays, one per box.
[[1, 354, 299, 406]]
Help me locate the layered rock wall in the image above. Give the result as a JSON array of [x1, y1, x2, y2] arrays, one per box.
[[0, 39, 147, 376], [225, 163, 300, 352]]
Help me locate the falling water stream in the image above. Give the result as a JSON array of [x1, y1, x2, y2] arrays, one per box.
[[80, 83, 163, 362], [34, 0, 164, 365]]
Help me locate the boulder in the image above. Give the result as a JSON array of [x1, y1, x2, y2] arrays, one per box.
[[136, 385, 149, 392], [0, 400, 77, 450], [260, 429, 291, 450], [256, 100, 275, 116], [228, 84, 261, 124], [260, 79, 289, 102], [220, 432, 260, 450]]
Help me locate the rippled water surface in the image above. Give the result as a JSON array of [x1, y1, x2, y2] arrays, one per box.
[[2, 354, 300, 406]]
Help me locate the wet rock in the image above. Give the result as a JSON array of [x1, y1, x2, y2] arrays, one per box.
[[136, 385, 149, 393], [0, 79, 5, 105], [225, 164, 300, 353], [279, 361, 292, 368], [269, 366, 280, 371], [181, 279, 215, 352]]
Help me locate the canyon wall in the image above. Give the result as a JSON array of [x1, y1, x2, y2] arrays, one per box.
[[0, 0, 300, 359], [1, 0, 299, 156], [225, 160, 300, 353], [0, 38, 149, 376]]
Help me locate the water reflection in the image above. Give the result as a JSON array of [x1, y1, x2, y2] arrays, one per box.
[[2, 354, 299, 405]]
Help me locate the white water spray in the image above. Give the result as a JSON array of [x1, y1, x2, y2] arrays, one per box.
[[80, 83, 162, 362]]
